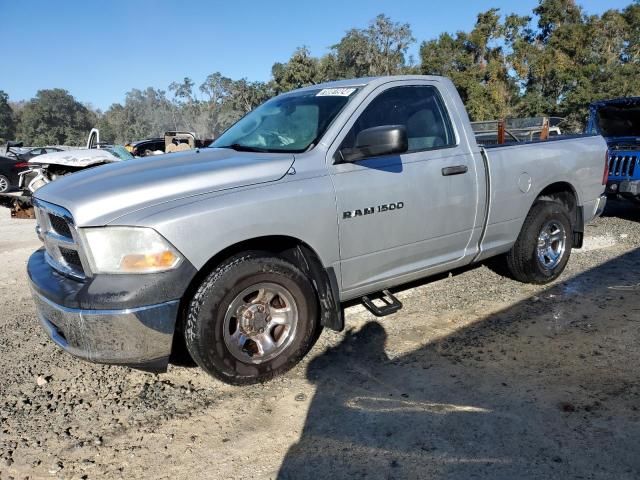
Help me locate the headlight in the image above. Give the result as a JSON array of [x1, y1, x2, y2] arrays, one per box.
[[79, 227, 182, 274]]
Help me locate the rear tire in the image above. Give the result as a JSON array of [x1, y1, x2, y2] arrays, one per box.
[[184, 252, 321, 385], [504, 200, 573, 284]]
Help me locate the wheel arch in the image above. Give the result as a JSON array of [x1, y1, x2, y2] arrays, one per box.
[[534, 181, 584, 248], [177, 235, 343, 339]]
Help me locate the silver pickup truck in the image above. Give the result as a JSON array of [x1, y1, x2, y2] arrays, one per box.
[[28, 76, 608, 384]]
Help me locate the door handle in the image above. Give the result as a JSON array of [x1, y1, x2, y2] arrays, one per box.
[[442, 165, 468, 176]]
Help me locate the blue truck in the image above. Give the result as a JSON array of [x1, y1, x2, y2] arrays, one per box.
[[587, 97, 640, 203]]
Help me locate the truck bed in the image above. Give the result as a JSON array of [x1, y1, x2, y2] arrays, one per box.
[[477, 134, 608, 260]]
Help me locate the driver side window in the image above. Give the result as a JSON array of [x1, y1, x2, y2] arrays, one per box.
[[341, 85, 455, 153]]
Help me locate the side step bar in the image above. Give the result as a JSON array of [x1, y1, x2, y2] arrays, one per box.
[[361, 290, 403, 317]]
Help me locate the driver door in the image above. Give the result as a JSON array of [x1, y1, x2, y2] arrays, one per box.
[[329, 81, 479, 295]]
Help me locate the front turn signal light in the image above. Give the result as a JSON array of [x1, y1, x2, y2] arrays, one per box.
[[120, 250, 180, 272]]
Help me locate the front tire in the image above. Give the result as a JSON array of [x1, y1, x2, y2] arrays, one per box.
[[504, 200, 573, 284], [0, 175, 10, 193], [184, 252, 320, 385]]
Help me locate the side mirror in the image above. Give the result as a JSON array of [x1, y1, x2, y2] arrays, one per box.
[[340, 125, 408, 162]]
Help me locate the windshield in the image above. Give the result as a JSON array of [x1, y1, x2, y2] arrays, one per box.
[[106, 145, 135, 161], [210, 88, 359, 153], [596, 104, 640, 137]]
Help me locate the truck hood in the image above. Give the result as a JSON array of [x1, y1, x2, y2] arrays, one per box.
[[590, 97, 640, 141], [35, 148, 295, 226]]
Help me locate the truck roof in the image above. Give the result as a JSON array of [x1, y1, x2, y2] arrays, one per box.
[[291, 75, 449, 94]]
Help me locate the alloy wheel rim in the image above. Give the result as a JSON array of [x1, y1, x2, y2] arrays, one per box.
[[223, 282, 299, 364], [0, 177, 7, 192], [536, 220, 566, 269]]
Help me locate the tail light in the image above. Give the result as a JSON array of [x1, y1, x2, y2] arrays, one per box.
[[602, 151, 609, 185], [14, 162, 29, 168]]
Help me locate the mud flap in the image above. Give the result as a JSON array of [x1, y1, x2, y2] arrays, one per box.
[[573, 206, 584, 249], [289, 245, 344, 331]]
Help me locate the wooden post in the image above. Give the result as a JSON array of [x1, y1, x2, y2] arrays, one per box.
[[497, 119, 505, 145], [540, 118, 550, 141]]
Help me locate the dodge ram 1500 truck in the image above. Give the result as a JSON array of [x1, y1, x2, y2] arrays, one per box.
[[586, 97, 640, 203], [28, 76, 608, 384]]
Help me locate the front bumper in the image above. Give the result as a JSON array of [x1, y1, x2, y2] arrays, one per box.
[[33, 290, 179, 371], [28, 248, 197, 372], [606, 179, 640, 197]]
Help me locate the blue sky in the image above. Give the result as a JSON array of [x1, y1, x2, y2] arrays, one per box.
[[1, 0, 632, 110]]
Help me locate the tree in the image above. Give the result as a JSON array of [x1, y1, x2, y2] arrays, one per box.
[[215, 79, 272, 131], [329, 28, 372, 78], [17, 89, 96, 145], [420, 9, 517, 120], [198, 72, 232, 137], [98, 87, 176, 144], [16, 6, 640, 145], [505, 0, 640, 129], [534, 0, 582, 42], [417, 0, 640, 128], [330, 14, 415, 78], [199, 72, 232, 105], [272, 47, 320, 94], [168, 77, 196, 104], [365, 14, 415, 75], [0, 91, 16, 143], [168, 77, 209, 137]]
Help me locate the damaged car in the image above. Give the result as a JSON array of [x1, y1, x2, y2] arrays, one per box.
[[0, 130, 133, 218]]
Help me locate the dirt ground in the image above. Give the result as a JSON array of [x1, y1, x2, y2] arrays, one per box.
[[1, 200, 639, 480]]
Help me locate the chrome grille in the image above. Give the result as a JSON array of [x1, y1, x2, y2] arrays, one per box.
[[608, 154, 638, 178], [59, 247, 83, 270], [34, 199, 88, 280], [48, 214, 73, 238]]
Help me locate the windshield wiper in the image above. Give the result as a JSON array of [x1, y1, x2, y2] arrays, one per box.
[[216, 143, 269, 153]]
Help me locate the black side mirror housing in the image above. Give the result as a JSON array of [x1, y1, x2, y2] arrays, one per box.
[[340, 125, 408, 162]]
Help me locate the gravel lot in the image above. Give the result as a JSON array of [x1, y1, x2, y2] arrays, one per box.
[[1, 200, 639, 479]]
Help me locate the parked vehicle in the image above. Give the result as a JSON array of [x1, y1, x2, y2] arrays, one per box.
[[125, 137, 165, 157], [126, 133, 214, 157], [0, 155, 30, 193], [28, 76, 608, 384], [162, 131, 214, 153], [16, 146, 64, 161], [3, 141, 30, 159], [587, 97, 640, 203]]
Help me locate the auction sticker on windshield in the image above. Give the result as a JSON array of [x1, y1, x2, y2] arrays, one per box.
[[316, 88, 356, 97]]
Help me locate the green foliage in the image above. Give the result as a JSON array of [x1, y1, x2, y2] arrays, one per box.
[[420, 8, 518, 121], [97, 76, 273, 144], [10, 4, 640, 144], [420, 0, 640, 129], [272, 47, 321, 94], [16, 89, 96, 146], [327, 15, 415, 79], [97, 87, 176, 144], [0, 91, 16, 143], [271, 15, 415, 93]]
